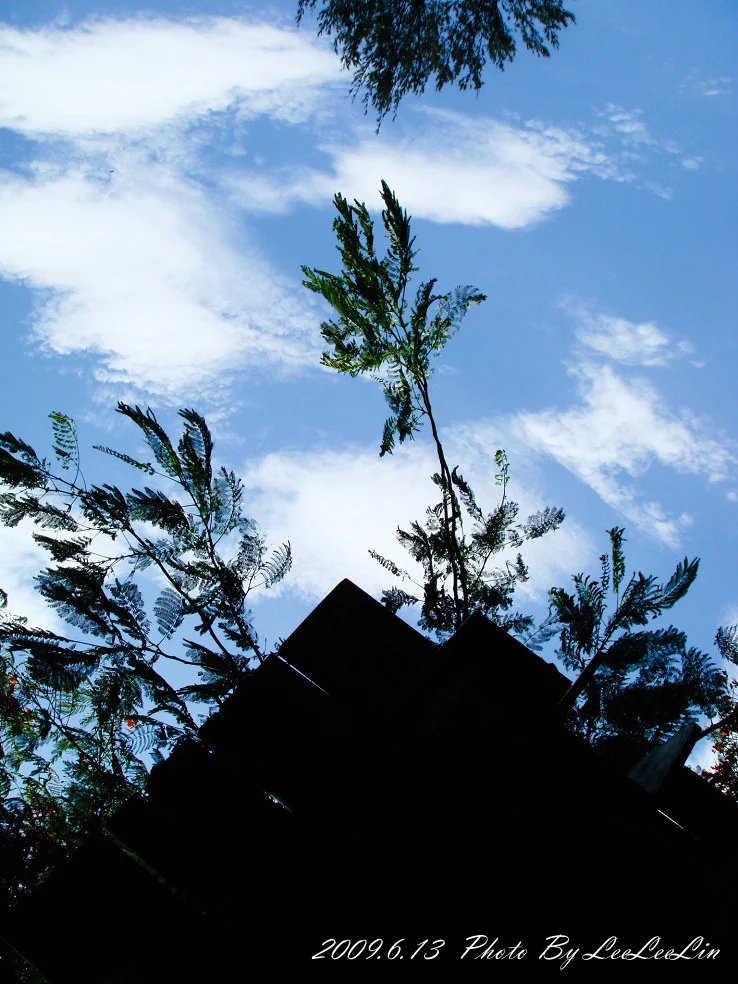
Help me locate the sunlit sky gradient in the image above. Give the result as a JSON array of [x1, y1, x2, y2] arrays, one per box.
[[0, 0, 735, 766]]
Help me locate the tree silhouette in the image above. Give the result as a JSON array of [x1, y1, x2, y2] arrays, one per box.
[[539, 527, 726, 766], [0, 405, 290, 903]]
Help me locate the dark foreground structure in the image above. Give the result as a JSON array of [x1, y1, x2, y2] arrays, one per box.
[[6, 580, 738, 981]]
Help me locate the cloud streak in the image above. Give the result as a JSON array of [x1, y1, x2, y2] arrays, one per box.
[[230, 104, 694, 228], [0, 17, 341, 135], [514, 362, 734, 545], [570, 308, 693, 366], [0, 16, 343, 400]]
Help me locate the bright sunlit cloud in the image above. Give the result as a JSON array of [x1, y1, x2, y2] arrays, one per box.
[[243, 433, 592, 605], [0, 152, 323, 399], [229, 103, 697, 228], [0, 16, 341, 135]]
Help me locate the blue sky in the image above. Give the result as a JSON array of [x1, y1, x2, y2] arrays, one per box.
[[0, 0, 736, 764]]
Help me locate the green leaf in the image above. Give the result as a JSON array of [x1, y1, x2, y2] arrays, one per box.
[[608, 527, 626, 597], [450, 467, 483, 523], [115, 404, 182, 480], [153, 588, 185, 640], [660, 556, 699, 610], [49, 412, 79, 473], [523, 506, 565, 539], [177, 408, 214, 516], [32, 534, 91, 563], [93, 445, 155, 474], [369, 549, 411, 581], [127, 487, 190, 536], [260, 543, 292, 588]]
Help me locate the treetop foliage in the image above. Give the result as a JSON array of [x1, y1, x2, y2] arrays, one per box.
[[372, 453, 565, 639], [303, 179, 486, 457], [305, 182, 563, 635], [297, 0, 575, 123]]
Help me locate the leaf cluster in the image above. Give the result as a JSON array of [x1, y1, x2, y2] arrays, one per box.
[[372, 454, 564, 639], [302, 180, 485, 456], [297, 0, 575, 124], [543, 528, 726, 764]]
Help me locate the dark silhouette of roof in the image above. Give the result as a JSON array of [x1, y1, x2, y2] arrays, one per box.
[[6, 579, 738, 981]]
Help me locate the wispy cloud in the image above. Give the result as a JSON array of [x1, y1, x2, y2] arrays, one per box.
[[681, 69, 733, 98], [0, 16, 342, 401], [720, 604, 738, 629], [0, 525, 64, 631], [598, 104, 682, 156], [569, 307, 693, 366], [229, 104, 694, 227], [230, 113, 580, 228], [514, 362, 734, 545]]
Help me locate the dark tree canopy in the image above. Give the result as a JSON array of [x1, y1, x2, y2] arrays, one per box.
[[540, 528, 726, 767], [297, 0, 576, 122], [0, 406, 290, 907]]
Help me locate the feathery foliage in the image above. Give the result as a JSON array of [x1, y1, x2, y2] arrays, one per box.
[[0, 405, 290, 905], [296, 0, 575, 124], [372, 453, 564, 639], [541, 528, 726, 766], [303, 180, 486, 459], [304, 182, 563, 634]]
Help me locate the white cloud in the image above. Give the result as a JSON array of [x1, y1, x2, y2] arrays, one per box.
[[0, 15, 346, 401], [229, 104, 692, 228], [720, 604, 738, 628], [514, 363, 735, 545], [0, 17, 341, 136], [571, 309, 692, 366], [304, 116, 583, 228], [606, 106, 651, 142], [0, 524, 64, 632], [0, 152, 323, 399], [243, 435, 590, 606], [681, 69, 733, 98], [601, 104, 683, 158], [230, 113, 582, 228], [244, 443, 441, 601]]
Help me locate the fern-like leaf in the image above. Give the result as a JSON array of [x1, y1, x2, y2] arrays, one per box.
[[716, 625, 738, 666], [369, 549, 410, 580], [380, 586, 419, 614], [49, 412, 79, 473], [153, 588, 185, 640], [523, 506, 565, 539], [260, 543, 292, 588], [116, 404, 182, 480], [93, 445, 155, 474], [608, 527, 626, 597]]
